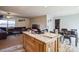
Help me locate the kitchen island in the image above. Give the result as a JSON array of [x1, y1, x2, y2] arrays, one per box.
[[23, 31, 61, 52]]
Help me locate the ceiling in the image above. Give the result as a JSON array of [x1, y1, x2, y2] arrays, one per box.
[[0, 6, 79, 17]]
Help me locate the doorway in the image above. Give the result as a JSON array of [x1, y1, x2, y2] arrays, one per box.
[[55, 19, 60, 32]]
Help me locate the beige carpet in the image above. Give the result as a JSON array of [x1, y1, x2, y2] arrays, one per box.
[[0, 44, 25, 52], [0, 34, 23, 49]]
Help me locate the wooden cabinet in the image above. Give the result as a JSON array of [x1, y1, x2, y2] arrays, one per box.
[[23, 33, 60, 52], [23, 34, 46, 52]]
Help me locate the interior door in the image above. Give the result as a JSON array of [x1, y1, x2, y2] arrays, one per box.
[[55, 19, 60, 32]]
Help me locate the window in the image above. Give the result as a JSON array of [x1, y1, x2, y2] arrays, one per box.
[[8, 20, 15, 27], [0, 20, 7, 27], [0, 19, 15, 27]]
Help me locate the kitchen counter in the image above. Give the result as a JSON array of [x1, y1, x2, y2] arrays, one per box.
[[23, 31, 61, 43], [23, 31, 61, 52]]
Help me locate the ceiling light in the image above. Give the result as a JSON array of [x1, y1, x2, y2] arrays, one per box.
[[6, 12, 12, 19]]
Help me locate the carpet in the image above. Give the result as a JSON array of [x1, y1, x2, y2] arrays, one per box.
[[0, 44, 25, 52]]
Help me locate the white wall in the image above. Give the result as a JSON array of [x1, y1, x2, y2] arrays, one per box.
[[47, 15, 54, 31], [30, 15, 55, 31], [54, 14, 79, 37], [30, 15, 47, 30], [15, 17, 30, 28]]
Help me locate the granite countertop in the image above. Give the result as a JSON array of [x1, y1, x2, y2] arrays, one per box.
[[23, 31, 61, 43]]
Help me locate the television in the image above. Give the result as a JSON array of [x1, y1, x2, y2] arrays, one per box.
[[32, 24, 39, 29]]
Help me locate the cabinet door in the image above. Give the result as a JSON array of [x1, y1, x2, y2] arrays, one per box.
[[23, 34, 35, 52], [34, 39, 46, 52], [23, 34, 46, 52]]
